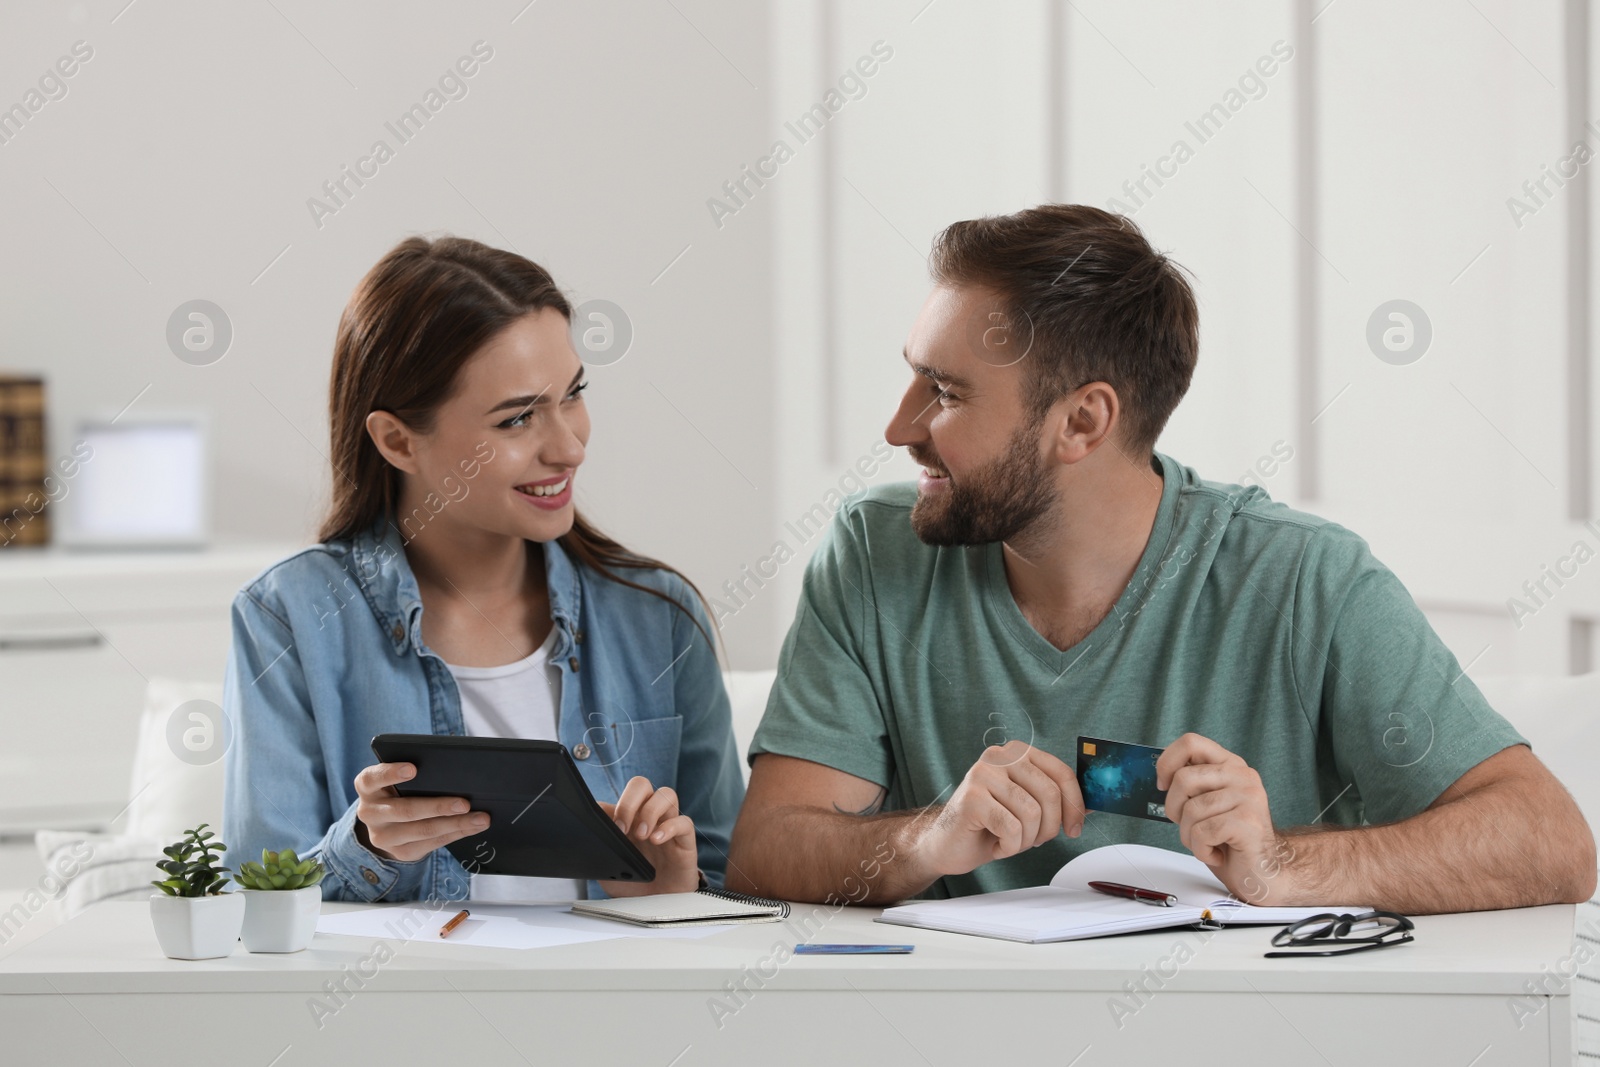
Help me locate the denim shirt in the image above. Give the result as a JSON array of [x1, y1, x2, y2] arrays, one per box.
[[221, 520, 744, 903]]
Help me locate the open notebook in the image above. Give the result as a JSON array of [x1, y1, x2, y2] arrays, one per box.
[[875, 843, 1363, 943], [571, 888, 790, 928]]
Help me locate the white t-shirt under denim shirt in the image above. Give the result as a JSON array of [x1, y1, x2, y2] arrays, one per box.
[[446, 627, 584, 902]]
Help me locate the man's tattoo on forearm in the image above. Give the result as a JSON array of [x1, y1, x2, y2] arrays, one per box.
[[834, 787, 887, 817]]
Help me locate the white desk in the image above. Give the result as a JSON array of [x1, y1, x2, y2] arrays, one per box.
[[0, 900, 1576, 1066]]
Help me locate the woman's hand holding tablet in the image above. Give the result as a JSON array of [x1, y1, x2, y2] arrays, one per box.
[[363, 734, 660, 883], [597, 776, 700, 896], [353, 760, 486, 862]]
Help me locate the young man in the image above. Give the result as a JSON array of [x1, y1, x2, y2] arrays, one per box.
[[728, 204, 1596, 912]]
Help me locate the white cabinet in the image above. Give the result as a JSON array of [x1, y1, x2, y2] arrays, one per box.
[[0, 545, 294, 835]]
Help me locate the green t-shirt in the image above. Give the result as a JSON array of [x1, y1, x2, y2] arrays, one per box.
[[750, 451, 1526, 898]]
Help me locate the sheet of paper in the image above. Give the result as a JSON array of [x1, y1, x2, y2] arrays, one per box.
[[316, 902, 728, 950], [1051, 842, 1231, 907], [1049, 842, 1367, 923]]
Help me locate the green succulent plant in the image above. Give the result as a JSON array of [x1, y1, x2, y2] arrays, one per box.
[[151, 823, 231, 897], [233, 848, 326, 891]]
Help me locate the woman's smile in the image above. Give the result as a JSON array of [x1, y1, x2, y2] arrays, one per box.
[[514, 472, 574, 510]]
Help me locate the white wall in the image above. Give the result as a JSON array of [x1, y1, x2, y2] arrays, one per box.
[[0, 0, 779, 666]]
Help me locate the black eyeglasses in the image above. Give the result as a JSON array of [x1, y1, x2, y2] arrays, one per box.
[[1264, 910, 1415, 958]]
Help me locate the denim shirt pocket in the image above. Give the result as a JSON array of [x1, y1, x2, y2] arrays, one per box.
[[604, 714, 684, 791]]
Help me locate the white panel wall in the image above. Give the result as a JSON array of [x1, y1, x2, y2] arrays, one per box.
[[1064, 2, 1299, 490], [1306, 0, 1574, 676], [769, 0, 1594, 677]]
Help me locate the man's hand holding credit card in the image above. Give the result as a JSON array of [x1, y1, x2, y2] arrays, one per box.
[[904, 726, 1289, 908], [903, 739, 1087, 885], [1072, 732, 1294, 906]]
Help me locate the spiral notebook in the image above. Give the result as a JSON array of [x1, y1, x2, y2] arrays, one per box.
[[570, 887, 790, 928]]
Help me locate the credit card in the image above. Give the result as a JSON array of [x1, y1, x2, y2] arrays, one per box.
[[793, 944, 915, 955], [1076, 736, 1168, 822]]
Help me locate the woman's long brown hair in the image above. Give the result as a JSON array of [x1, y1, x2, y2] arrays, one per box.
[[319, 234, 712, 646]]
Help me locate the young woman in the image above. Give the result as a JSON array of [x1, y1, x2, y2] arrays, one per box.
[[222, 236, 744, 902]]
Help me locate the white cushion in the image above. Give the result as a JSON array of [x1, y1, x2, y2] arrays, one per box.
[[31, 677, 225, 921], [1474, 673, 1600, 827], [123, 677, 226, 841], [33, 830, 165, 917], [722, 669, 775, 784]]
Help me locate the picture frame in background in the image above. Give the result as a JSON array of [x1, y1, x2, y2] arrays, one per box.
[[64, 415, 208, 549]]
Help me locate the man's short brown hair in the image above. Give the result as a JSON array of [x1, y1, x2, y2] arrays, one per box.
[[929, 204, 1198, 453]]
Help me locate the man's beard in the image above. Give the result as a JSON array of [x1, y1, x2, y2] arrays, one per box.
[[909, 421, 1055, 546]]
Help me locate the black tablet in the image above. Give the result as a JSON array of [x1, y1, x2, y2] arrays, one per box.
[[369, 734, 656, 884]]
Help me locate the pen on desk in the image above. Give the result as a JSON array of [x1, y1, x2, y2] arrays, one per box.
[[439, 909, 470, 938], [1088, 881, 1177, 907]]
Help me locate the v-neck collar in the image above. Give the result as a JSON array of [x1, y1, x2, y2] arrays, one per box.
[[982, 451, 1182, 676]]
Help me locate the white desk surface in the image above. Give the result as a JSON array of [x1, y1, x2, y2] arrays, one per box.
[[0, 899, 1577, 997], [2, 901, 1577, 1067]]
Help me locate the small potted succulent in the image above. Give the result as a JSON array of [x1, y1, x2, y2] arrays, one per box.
[[149, 823, 243, 960], [234, 847, 326, 952]]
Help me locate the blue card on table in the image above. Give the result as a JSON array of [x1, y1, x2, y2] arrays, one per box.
[[1076, 736, 1168, 822]]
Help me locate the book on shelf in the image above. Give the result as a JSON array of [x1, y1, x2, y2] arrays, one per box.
[[0, 376, 48, 547]]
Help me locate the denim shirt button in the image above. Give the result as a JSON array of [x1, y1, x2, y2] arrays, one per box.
[[390, 623, 404, 642], [573, 629, 584, 644], [360, 866, 380, 885], [573, 743, 591, 760], [568, 656, 579, 672]]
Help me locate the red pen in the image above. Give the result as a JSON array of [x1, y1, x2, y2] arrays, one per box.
[[1089, 880, 1177, 907]]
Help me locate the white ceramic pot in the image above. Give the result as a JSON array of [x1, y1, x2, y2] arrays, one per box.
[[149, 891, 245, 960], [239, 885, 323, 952]]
